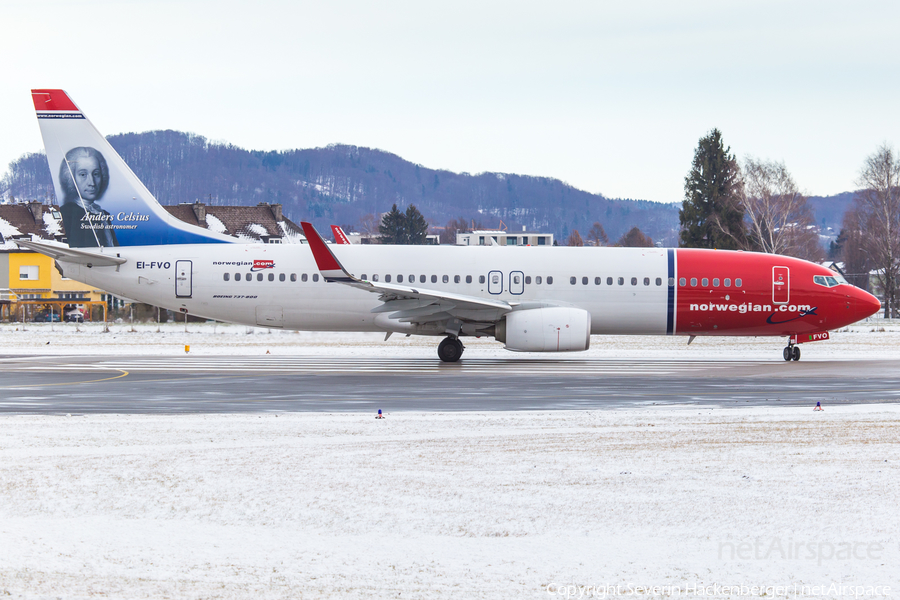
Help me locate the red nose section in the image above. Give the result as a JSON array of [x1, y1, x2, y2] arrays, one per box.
[[852, 287, 881, 321]]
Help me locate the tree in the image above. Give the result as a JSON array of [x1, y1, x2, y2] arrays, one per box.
[[616, 226, 654, 247], [404, 204, 428, 244], [566, 230, 584, 246], [853, 144, 900, 317], [358, 213, 380, 235], [441, 216, 476, 244], [835, 207, 875, 290], [379, 204, 405, 244], [679, 129, 745, 249], [587, 222, 608, 246], [738, 157, 821, 261], [379, 203, 429, 244]]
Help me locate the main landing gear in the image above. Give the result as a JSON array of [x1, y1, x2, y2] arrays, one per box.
[[438, 337, 465, 363], [783, 342, 800, 362]]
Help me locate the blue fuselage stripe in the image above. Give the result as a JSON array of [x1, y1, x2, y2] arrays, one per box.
[[666, 249, 675, 335]]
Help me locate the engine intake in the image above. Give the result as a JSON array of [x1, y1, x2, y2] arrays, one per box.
[[496, 307, 591, 352]]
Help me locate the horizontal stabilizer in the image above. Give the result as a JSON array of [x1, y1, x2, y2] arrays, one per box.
[[16, 238, 126, 267]]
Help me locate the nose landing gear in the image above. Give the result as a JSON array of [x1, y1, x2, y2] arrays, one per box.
[[783, 342, 800, 361], [438, 337, 464, 363]]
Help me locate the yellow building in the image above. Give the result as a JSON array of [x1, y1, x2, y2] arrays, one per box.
[[1, 202, 105, 320]]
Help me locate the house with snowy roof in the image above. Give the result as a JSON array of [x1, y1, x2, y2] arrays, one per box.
[[0, 202, 104, 320], [1, 200, 306, 320], [163, 202, 306, 244]]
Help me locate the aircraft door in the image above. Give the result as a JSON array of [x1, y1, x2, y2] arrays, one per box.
[[773, 266, 789, 304], [488, 270, 503, 294], [175, 260, 192, 298], [510, 271, 524, 295]]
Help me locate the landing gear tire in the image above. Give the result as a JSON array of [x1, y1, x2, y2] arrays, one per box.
[[783, 347, 792, 362], [792, 346, 801, 361], [438, 337, 464, 363]]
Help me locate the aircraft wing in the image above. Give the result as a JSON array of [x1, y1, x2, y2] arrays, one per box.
[[16, 238, 127, 267], [301, 222, 512, 325]]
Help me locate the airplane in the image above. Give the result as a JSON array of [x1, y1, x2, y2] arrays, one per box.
[[18, 89, 881, 363], [331, 225, 351, 244]]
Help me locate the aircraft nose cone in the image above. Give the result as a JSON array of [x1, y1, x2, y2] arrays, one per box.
[[853, 287, 881, 320]]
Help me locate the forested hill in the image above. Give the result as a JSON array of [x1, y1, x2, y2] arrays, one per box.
[[1, 130, 679, 242]]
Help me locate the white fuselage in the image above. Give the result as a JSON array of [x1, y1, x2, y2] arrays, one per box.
[[60, 244, 672, 335]]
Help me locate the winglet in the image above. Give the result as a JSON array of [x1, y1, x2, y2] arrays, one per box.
[[301, 222, 354, 282], [331, 225, 351, 244]]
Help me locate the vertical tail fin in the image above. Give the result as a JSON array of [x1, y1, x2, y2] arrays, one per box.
[[331, 225, 351, 244], [32, 89, 236, 248]]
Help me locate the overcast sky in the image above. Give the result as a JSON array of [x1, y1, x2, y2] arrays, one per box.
[[2, 0, 898, 204]]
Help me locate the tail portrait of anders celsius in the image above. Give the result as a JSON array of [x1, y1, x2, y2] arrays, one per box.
[[59, 146, 119, 248]]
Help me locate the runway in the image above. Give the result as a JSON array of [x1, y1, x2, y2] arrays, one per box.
[[2, 354, 899, 413]]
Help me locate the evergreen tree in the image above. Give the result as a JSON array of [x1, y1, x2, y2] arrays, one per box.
[[404, 204, 429, 244], [379, 204, 405, 244], [679, 129, 745, 249]]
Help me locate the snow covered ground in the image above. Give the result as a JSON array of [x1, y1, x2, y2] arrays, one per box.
[[0, 407, 897, 598], [3, 318, 900, 360], [1, 323, 899, 597]]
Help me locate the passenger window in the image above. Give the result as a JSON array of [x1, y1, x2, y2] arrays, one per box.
[[479, 275, 486, 284], [701, 278, 709, 286], [257, 273, 263, 281], [607, 277, 613, 285], [643, 277, 650, 286], [690, 278, 697, 286], [547, 276, 553, 284], [385, 274, 392, 283], [224, 273, 230, 281], [525, 276, 531, 284], [513, 275, 520, 284], [454, 275, 460, 283], [595, 277, 601, 285], [679, 277, 686, 286], [235, 273, 241, 281], [409, 275, 415, 283], [301, 273, 308, 282], [443, 275, 449, 283], [713, 278, 719, 286], [735, 278, 742, 287], [618, 277, 624, 285], [582, 277, 588, 285], [656, 277, 662, 286], [466, 275, 472, 284], [536, 276, 542, 284], [432, 275, 438, 283], [492, 274, 500, 284], [631, 277, 637, 286], [246, 273, 252, 280], [313, 274, 319, 282], [420, 275, 426, 283], [280, 273, 286, 282], [360, 274, 367, 281], [290, 274, 297, 282], [397, 275, 404, 283], [268, 273, 274, 281], [724, 278, 731, 287], [570, 277, 577, 285], [373, 274, 379, 282]]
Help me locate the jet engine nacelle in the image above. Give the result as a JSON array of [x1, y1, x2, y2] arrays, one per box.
[[496, 307, 591, 352]]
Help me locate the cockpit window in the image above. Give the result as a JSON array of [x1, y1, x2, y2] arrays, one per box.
[[814, 275, 841, 288]]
